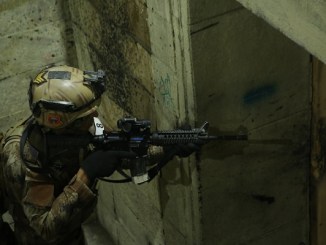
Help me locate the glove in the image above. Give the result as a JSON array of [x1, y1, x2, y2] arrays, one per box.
[[81, 150, 136, 182]]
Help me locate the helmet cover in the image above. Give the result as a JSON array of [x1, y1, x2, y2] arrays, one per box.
[[29, 65, 105, 129]]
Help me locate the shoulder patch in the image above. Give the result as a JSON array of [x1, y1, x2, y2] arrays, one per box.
[[33, 70, 47, 85]]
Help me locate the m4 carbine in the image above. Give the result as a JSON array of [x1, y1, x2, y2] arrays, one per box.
[[48, 118, 247, 184], [91, 118, 247, 184]]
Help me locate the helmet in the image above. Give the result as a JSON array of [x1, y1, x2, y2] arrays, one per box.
[[28, 65, 106, 129]]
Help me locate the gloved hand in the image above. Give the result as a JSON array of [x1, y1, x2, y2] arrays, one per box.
[[167, 124, 205, 158], [174, 142, 203, 157], [81, 150, 136, 182], [164, 140, 205, 159]]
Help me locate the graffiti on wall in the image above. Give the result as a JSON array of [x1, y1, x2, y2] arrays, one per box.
[[243, 84, 277, 105], [157, 73, 174, 109]]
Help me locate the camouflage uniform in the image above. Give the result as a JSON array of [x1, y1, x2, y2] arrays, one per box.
[[0, 118, 96, 245]]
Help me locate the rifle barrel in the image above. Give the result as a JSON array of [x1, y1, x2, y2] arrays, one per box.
[[203, 135, 248, 141]]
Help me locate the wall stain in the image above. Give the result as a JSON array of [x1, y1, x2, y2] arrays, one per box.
[[243, 84, 277, 105], [251, 194, 275, 204], [84, 0, 151, 115]]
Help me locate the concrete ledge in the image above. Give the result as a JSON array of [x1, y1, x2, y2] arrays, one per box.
[[237, 0, 326, 64]]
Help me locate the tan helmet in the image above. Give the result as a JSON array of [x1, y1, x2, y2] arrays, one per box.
[[29, 65, 106, 129]]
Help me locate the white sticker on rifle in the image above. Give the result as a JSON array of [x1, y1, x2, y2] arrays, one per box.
[[93, 117, 104, 136]]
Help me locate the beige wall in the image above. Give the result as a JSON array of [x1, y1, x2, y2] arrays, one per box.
[[190, 0, 311, 244], [0, 0, 70, 133], [233, 1, 326, 244], [146, 1, 201, 244], [236, 0, 326, 64]]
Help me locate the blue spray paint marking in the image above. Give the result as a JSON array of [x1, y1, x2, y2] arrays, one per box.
[[243, 84, 276, 105]]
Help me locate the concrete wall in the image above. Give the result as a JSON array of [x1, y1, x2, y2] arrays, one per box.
[[190, 0, 311, 244], [0, 0, 71, 133], [311, 59, 326, 245], [236, 0, 326, 64], [147, 1, 201, 244], [69, 1, 199, 244], [68, 2, 162, 244]]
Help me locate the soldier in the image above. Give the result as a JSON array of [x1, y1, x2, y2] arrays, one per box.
[[0, 65, 199, 245]]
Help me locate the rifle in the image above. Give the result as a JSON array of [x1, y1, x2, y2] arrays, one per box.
[[93, 118, 247, 184], [47, 118, 247, 184]]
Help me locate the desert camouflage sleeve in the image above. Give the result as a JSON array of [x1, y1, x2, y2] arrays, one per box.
[[2, 139, 96, 241]]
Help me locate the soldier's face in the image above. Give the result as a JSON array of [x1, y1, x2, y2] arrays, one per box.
[[53, 112, 98, 135]]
